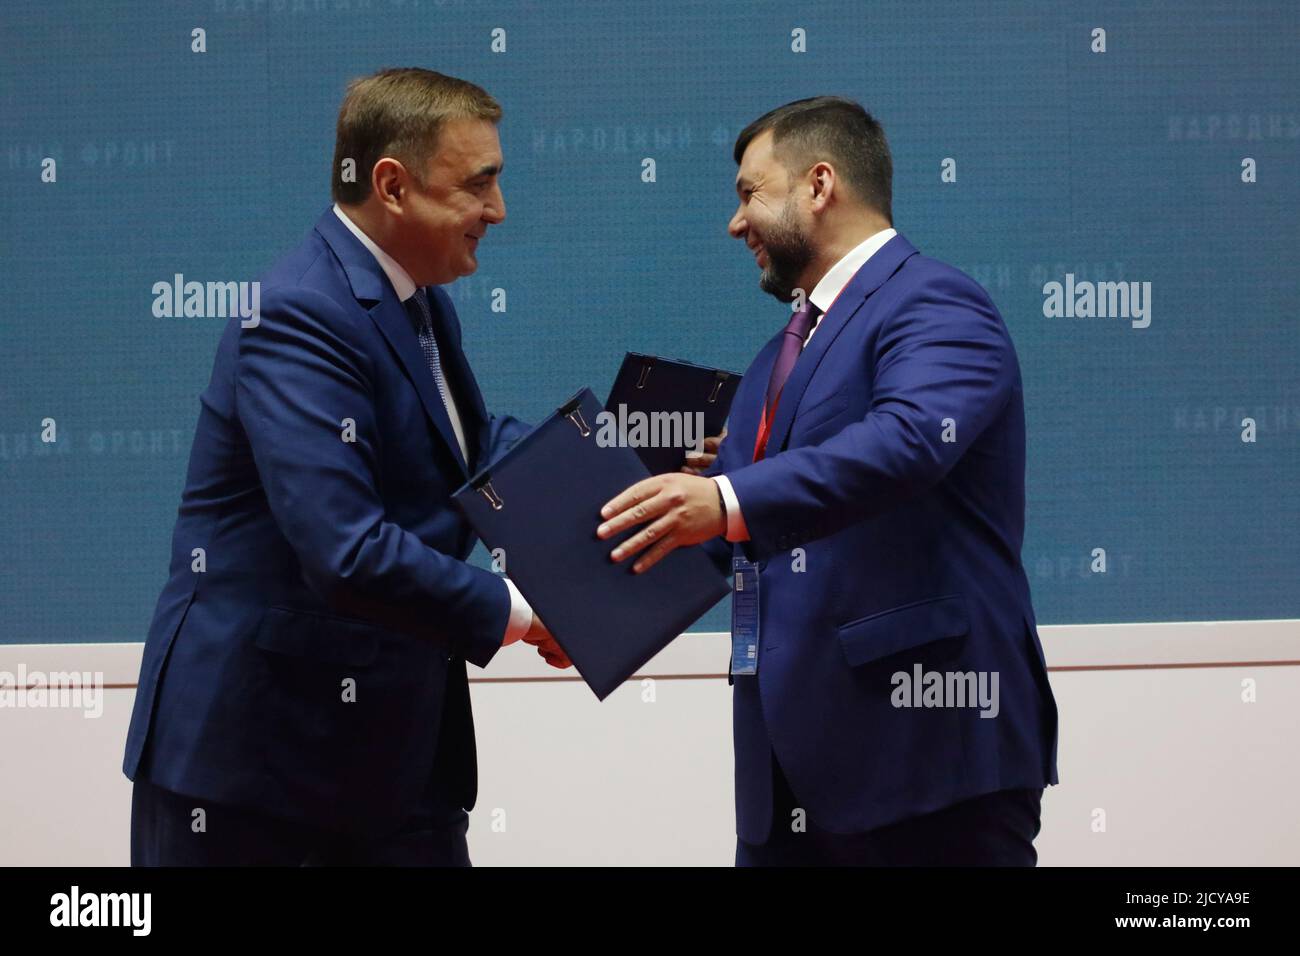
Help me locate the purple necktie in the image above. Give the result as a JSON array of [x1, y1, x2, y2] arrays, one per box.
[[763, 301, 822, 420]]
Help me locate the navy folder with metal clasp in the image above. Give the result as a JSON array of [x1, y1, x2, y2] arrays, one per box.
[[605, 353, 743, 476], [452, 388, 730, 700]]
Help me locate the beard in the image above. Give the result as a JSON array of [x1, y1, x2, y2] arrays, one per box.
[[757, 197, 814, 303]]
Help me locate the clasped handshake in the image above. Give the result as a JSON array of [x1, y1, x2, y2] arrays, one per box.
[[502, 432, 727, 669]]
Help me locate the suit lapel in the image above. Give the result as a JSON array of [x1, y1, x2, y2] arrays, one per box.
[[315, 207, 471, 479], [763, 233, 920, 456]]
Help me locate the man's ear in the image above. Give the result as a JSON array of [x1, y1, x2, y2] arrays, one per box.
[[808, 162, 835, 211], [371, 157, 409, 213]]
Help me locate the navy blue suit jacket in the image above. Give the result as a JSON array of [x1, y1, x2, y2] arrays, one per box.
[[708, 233, 1059, 844], [123, 208, 529, 837]]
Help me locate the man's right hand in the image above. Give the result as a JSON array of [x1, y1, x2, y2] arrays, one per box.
[[522, 615, 573, 669]]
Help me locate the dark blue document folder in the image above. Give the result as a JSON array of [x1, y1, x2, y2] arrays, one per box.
[[453, 388, 730, 700], [605, 353, 743, 476]]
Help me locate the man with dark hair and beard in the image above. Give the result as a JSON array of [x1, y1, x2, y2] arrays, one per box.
[[598, 96, 1059, 865]]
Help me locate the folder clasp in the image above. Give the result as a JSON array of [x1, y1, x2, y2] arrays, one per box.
[[476, 480, 505, 511], [708, 371, 730, 404], [566, 408, 591, 438], [636, 358, 656, 390]]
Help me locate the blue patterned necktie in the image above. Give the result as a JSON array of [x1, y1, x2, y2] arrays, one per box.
[[405, 289, 454, 413], [404, 288, 467, 462]]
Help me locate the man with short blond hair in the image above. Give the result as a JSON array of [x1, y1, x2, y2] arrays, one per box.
[[125, 68, 565, 866]]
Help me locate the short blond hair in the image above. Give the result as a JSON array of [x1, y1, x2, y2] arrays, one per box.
[[331, 67, 501, 204]]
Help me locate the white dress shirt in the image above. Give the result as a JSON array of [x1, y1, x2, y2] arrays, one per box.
[[332, 204, 533, 644], [713, 227, 897, 542]]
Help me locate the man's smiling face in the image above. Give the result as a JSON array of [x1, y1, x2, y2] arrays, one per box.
[[727, 129, 815, 303], [404, 116, 506, 285]]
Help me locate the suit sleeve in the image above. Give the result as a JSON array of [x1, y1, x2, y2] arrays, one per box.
[[698, 420, 741, 576], [723, 272, 1015, 561], [235, 286, 508, 667]]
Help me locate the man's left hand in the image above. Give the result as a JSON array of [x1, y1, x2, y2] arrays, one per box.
[[598, 473, 725, 574], [681, 428, 726, 475]]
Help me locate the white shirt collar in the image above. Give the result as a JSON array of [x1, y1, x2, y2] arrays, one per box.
[[808, 227, 897, 314], [332, 203, 417, 302]]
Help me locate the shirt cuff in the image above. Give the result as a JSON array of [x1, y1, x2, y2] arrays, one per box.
[[503, 577, 534, 644], [711, 475, 750, 543]]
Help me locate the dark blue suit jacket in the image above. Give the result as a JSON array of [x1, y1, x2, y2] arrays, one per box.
[[123, 208, 529, 837], [708, 233, 1059, 844]]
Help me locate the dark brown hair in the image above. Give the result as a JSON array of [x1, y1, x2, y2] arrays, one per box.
[[734, 96, 892, 223]]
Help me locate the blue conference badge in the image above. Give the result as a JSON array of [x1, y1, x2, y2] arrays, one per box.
[[730, 557, 760, 677]]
